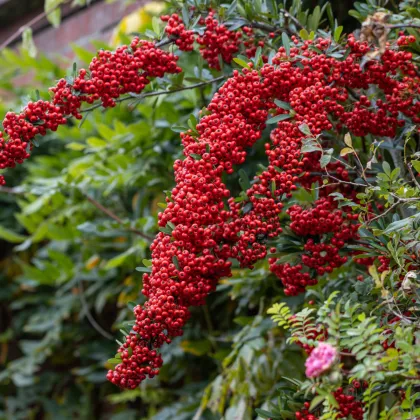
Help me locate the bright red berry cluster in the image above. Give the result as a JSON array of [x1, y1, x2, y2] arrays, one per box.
[[107, 31, 420, 388], [1, 8, 419, 392], [333, 387, 365, 419], [295, 402, 318, 420], [161, 14, 195, 51], [296, 385, 366, 419], [0, 38, 181, 185], [196, 11, 242, 69]]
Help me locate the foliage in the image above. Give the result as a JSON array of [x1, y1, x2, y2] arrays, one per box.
[[0, 0, 420, 419]]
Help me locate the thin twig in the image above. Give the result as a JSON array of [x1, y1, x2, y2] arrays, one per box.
[[388, 23, 420, 29], [407, 163, 420, 190], [367, 195, 420, 224], [80, 76, 227, 113], [0, 186, 24, 195], [280, 8, 305, 31], [77, 278, 113, 340], [85, 194, 154, 241], [0, 1, 67, 51]]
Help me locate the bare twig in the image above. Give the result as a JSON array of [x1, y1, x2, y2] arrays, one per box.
[[388, 23, 420, 29], [84, 194, 154, 241], [77, 278, 113, 340], [407, 163, 420, 190], [280, 9, 305, 31], [80, 76, 227, 113], [0, 186, 24, 195]]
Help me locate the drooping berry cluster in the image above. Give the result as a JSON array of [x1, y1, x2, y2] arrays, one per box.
[[270, 197, 359, 295], [1, 7, 419, 391], [0, 38, 181, 185], [107, 34, 420, 388]]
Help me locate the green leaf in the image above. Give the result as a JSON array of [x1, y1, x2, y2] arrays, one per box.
[[135, 266, 152, 273], [0, 226, 26, 243], [233, 57, 250, 69], [271, 180, 276, 197], [382, 161, 391, 176], [282, 32, 291, 56], [45, 0, 63, 28], [340, 147, 353, 156], [320, 153, 332, 168], [22, 28, 37, 58], [238, 169, 251, 191], [274, 99, 291, 111], [190, 153, 202, 160], [334, 26, 343, 42], [71, 43, 93, 64], [309, 395, 325, 411], [299, 123, 311, 136], [142, 259, 152, 267], [172, 255, 180, 270], [411, 160, 420, 173], [267, 114, 291, 124]]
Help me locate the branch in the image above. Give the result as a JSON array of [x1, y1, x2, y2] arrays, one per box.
[[367, 195, 420, 225], [84, 194, 154, 241], [0, 1, 68, 51], [280, 9, 305, 31], [77, 278, 113, 340], [388, 23, 420, 29], [80, 76, 227, 113]]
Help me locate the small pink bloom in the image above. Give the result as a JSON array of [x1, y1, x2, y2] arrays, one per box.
[[305, 342, 337, 378]]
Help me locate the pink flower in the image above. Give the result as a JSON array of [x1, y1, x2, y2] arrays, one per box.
[[305, 342, 337, 378]]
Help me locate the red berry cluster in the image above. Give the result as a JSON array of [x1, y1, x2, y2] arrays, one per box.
[[296, 385, 366, 420], [270, 197, 359, 295], [0, 38, 181, 185], [333, 387, 365, 419], [108, 32, 420, 387], [161, 14, 195, 51], [52, 39, 181, 112], [196, 11, 242, 69], [1, 8, 419, 390], [295, 402, 318, 420], [0, 132, 29, 185], [397, 33, 416, 46]]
